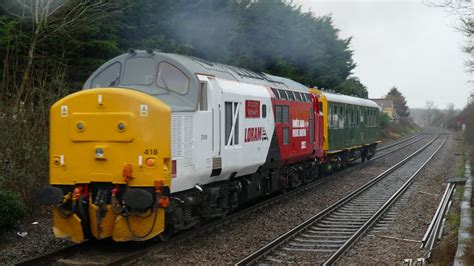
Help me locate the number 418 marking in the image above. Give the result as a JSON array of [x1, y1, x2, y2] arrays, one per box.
[[144, 149, 158, 155]]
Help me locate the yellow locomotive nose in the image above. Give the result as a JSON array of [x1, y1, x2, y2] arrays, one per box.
[[43, 88, 171, 243]]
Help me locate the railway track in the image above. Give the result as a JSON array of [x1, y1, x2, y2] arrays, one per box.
[[236, 134, 447, 265], [376, 132, 423, 152], [17, 133, 429, 265], [373, 132, 425, 159]]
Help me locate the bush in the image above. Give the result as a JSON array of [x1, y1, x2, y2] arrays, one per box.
[[378, 112, 390, 129], [0, 190, 26, 233]]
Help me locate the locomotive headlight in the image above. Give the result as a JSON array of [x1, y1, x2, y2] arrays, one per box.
[[76, 121, 85, 131], [117, 122, 126, 132]]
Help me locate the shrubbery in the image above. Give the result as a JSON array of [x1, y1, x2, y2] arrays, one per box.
[[379, 115, 418, 141], [0, 190, 26, 233]]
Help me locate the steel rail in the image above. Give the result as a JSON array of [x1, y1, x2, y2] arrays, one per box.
[[421, 183, 454, 260], [235, 135, 444, 265], [324, 136, 447, 265], [376, 132, 423, 152], [373, 133, 426, 160]]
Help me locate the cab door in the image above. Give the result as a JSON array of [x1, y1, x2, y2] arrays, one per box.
[[196, 75, 221, 184]]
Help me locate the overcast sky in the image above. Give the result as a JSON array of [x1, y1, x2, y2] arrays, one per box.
[[294, 0, 472, 109]]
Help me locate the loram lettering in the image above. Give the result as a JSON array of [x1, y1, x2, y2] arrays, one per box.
[[245, 127, 267, 142]]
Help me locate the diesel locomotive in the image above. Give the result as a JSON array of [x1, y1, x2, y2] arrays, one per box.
[[36, 50, 380, 243]]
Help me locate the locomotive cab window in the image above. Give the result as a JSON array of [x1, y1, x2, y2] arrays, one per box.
[[123, 57, 156, 86], [262, 104, 267, 118], [91, 62, 121, 88], [157, 62, 189, 95]]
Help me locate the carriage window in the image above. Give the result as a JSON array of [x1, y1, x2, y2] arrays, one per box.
[[157, 62, 189, 94], [288, 91, 295, 101], [282, 105, 289, 123], [339, 106, 344, 128], [368, 109, 371, 125], [276, 105, 282, 123], [91, 62, 122, 88], [295, 92, 302, 102], [272, 88, 280, 99], [329, 106, 333, 128], [123, 57, 156, 86], [279, 90, 288, 100], [283, 127, 289, 145], [262, 104, 267, 118]]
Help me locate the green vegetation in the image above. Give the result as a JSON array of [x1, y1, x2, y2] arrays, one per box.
[[386, 87, 410, 117], [0, 191, 26, 233], [338, 77, 368, 99], [378, 88, 417, 141]]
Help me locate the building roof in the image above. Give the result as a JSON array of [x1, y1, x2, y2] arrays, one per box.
[[370, 98, 394, 109]]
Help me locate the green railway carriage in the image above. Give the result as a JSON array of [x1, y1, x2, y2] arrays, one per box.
[[324, 92, 381, 163]]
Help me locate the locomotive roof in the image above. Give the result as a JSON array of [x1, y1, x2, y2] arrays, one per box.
[[159, 53, 309, 92], [83, 50, 308, 111], [324, 91, 381, 109]]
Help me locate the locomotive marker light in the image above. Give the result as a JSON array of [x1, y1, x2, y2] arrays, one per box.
[[76, 121, 85, 131], [145, 157, 156, 167]]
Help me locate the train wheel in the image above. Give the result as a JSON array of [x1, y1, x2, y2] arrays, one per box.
[[159, 225, 175, 242]]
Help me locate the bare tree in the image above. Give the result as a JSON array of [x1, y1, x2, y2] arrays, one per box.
[[0, 0, 129, 106], [425, 100, 436, 126], [425, 0, 474, 73]]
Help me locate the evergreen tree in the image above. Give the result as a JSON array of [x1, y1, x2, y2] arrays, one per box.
[[386, 87, 410, 117], [338, 77, 368, 98], [116, 0, 355, 90]]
